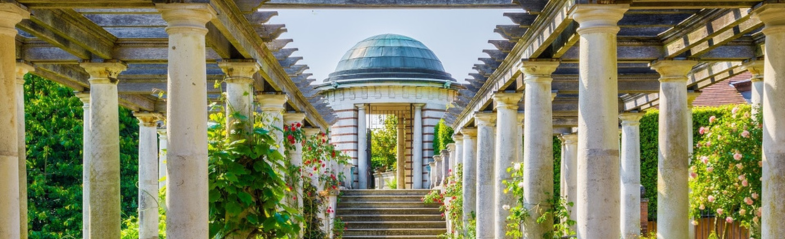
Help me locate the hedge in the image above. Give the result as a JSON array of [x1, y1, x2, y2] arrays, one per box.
[[432, 119, 454, 155]]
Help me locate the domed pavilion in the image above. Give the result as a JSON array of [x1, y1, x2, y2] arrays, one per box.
[[318, 34, 459, 189]]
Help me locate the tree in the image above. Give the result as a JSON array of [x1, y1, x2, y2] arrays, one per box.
[[371, 116, 397, 171]]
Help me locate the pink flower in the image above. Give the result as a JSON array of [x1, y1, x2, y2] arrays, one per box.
[[699, 127, 707, 135], [742, 130, 750, 138], [708, 195, 715, 202], [740, 209, 747, 215], [739, 175, 746, 180], [701, 156, 709, 164], [737, 163, 744, 169], [745, 197, 754, 205], [690, 172, 697, 179], [707, 167, 714, 172], [732, 107, 740, 114], [757, 208, 762, 217], [742, 179, 749, 187], [709, 116, 717, 123], [726, 217, 734, 223], [706, 141, 711, 147], [734, 153, 743, 161], [717, 208, 724, 215], [752, 192, 759, 199]]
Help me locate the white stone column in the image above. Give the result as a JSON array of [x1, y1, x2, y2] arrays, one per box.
[[397, 119, 406, 189], [157, 4, 215, 238], [433, 155, 443, 187], [16, 63, 33, 239], [258, 94, 287, 154], [491, 92, 523, 238], [520, 61, 558, 239], [75, 92, 91, 239], [686, 92, 699, 239], [452, 135, 463, 172], [651, 60, 697, 239], [559, 133, 578, 233], [157, 129, 167, 190], [752, 4, 785, 238], [80, 62, 127, 238], [355, 104, 368, 189], [441, 149, 451, 187], [571, 4, 628, 238], [283, 112, 305, 237], [429, 161, 436, 189], [461, 127, 477, 236], [742, 60, 764, 114], [0, 5, 28, 238], [219, 61, 258, 136], [474, 113, 496, 239], [619, 113, 643, 239], [413, 103, 425, 189], [134, 112, 162, 239]]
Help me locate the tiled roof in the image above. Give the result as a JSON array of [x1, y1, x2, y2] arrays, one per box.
[[692, 72, 751, 107]]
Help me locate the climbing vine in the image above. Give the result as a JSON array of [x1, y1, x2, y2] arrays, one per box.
[[423, 164, 468, 238], [504, 162, 575, 238]]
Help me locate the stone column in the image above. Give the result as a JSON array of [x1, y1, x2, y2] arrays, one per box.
[[752, 4, 785, 238], [491, 92, 523, 238], [219, 61, 258, 136], [397, 118, 406, 189], [80, 62, 127, 238], [134, 112, 162, 239], [742, 60, 764, 114], [651, 60, 698, 239], [284, 113, 305, 200], [559, 133, 578, 233], [619, 113, 643, 239], [571, 4, 628, 238], [441, 149, 451, 186], [461, 128, 477, 236], [16, 63, 33, 238], [75, 92, 91, 239], [474, 113, 496, 239], [686, 91, 699, 239], [157, 4, 215, 238], [157, 129, 167, 190], [258, 94, 287, 155], [452, 135, 463, 172], [355, 104, 368, 189], [433, 155, 443, 187], [520, 61, 558, 239], [413, 103, 425, 189], [303, 128, 321, 188], [429, 161, 437, 189], [0, 5, 27, 238]]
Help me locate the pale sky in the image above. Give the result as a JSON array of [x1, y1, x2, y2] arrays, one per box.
[[267, 9, 516, 84]]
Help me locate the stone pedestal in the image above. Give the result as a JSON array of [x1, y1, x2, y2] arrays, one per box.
[[81, 62, 127, 239], [571, 4, 628, 238], [0, 4, 28, 238], [157, 4, 215, 238], [474, 113, 496, 239], [619, 113, 644, 239], [752, 4, 785, 238], [16, 63, 33, 239], [429, 161, 437, 189], [652, 60, 698, 239], [134, 112, 162, 239], [433, 155, 443, 187], [460, 128, 477, 236], [520, 61, 558, 239], [440, 149, 450, 187], [492, 92, 523, 238]]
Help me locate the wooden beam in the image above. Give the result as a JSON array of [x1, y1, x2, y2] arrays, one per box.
[[18, 0, 155, 8], [661, 8, 756, 58], [260, 0, 520, 8], [28, 9, 116, 59]]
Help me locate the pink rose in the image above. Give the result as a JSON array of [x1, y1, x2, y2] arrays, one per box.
[[734, 153, 743, 160], [699, 127, 707, 135], [707, 167, 714, 172], [752, 192, 759, 199], [742, 179, 749, 187], [757, 208, 762, 217], [709, 116, 717, 123], [742, 130, 750, 138], [717, 208, 724, 215], [708, 195, 715, 202], [706, 141, 711, 147], [690, 172, 697, 179], [745, 197, 754, 205], [726, 217, 734, 223], [701, 156, 709, 164], [732, 107, 739, 114]]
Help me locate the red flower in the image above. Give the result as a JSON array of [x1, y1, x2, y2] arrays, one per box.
[[284, 125, 289, 131], [296, 122, 302, 127], [332, 151, 336, 158]]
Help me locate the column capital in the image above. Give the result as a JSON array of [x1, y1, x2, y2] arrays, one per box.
[[474, 112, 496, 127], [446, 143, 456, 153], [687, 91, 702, 108], [753, 4, 785, 35], [16, 62, 34, 84], [218, 61, 259, 84], [493, 92, 523, 109], [452, 134, 463, 142], [134, 112, 163, 127], [156, 3, 215, 35], [355, 103, 366, 110], [742, 60, 765, 82], [303, 127, 320, 137], [434, 155, 443, 162], [461, 128, 477, 137], [256, 93, 287, 111], [157, 128, 167, 137], [0, 3, 29, 37], [571, 4, 629, 35], [560, 133, 578, 146], [80, 62, 128, 84], [650, 60, 698, 82], [520, 60, 559, 80], [413, 103, 425, 109], [283, 112, 306, 125], [75, 91, 90, 104], [619, 112, 644, 126]]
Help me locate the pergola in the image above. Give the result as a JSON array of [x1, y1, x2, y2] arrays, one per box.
[[0, 0, 783, 239]]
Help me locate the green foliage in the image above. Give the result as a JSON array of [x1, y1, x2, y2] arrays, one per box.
[[433, 119, 454, 155], [302, 183, 327, 239], [689, 104, 761, 238], [370, 116, 398, 171], [120, 187, 167, 239], [422, 164, 465, 237], [504, 161, 575, 238], [25, 74, 140, 238]]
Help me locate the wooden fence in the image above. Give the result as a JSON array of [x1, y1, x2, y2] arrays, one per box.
[[646, 217, 750, 239]]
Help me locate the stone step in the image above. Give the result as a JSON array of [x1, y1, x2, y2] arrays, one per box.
[[338, 214, 444, 221], [336, 207, 441, 215], [337, 201, 440, 208], [345, 221, 446, 229], [341, 189, 433, 196], [342, 235, 440, 239], [339, 195, 425, 203], [344, 228, 447, 236]]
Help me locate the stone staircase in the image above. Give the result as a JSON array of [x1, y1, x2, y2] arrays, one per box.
[[337, 189, 447, 239]]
